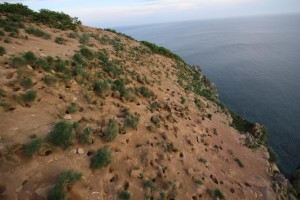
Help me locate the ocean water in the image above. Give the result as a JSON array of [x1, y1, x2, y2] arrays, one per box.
[[116, 14, 300, 175]]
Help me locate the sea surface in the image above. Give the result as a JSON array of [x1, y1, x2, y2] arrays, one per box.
[[116, 14, 300, 175]]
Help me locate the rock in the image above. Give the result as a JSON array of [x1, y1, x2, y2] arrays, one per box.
[[77, 148, 84, 155], [64, 114, 72, 120], [27, 65, 33, 70], [70, 149, 77, 154], [112, 91, 120, 99], [273, 174, 288, 188], [271, 163, 280, 173], [35, 185, 54, 199], [15, 186, 22, 193], [130, 168, 143, 178]]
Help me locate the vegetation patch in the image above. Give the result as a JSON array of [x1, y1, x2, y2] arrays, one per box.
[[66, 102, 78, 114], [119, 190, 131, 200], [0, 46, 6, 56], [78, 127, 93, 144], [55, 36, 66, 44], [48, 170, 82, 200], [25, 27, 51, 39], [44, 75, 57, 86], [20, 77, 33, 89], [234, 158, 245, 168], [91, 146, 112, 169], [137, 86, 154, 98], [123, 109, 139, 129], [208, 188, 226, 200], [103, 119, 118, 141], [47, 121, 73, 149], [93, 80, 110, 96], [24, 138, 42, 156], [21, 90, 36, 103]]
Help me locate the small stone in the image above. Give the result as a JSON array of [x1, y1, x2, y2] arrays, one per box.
[[15, 186, 22, 193], [64, 114, 72, 120], [112, 91, 121, 99], [210, 175, 218, 184], [70, 149, 77, 154], [77, 148, 84, 155], [27, 65, 33, 70]]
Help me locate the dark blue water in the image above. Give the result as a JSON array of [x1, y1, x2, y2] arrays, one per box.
[[116, 14, 300, 175]]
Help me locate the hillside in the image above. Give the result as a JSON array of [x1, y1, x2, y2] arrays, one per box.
[[0, 3, 296, 200]]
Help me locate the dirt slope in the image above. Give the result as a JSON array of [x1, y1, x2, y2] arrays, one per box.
[[0, 10, 295, 200]]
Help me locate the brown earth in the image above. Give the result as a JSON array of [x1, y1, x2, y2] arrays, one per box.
[[0, 17, 294, 200]]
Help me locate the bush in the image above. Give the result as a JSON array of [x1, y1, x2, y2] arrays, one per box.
[[54, 59, 68, 72], [47, 121, 73, 149], [91, 146, 112, 169], [119, 190, 131, 200], [44, 75, 57, 86], [141, 41, 185, 63], [25, 27, 51, 39], [123, 109, 139, 129], [112, 79, 127, 98], [268, 147, 279, 164], [23, 51, 36, 65], [78, 127, 93, 144], [144, 180, 157, 191], [66, 102, 78, 114], [79, 33, 89, 44], [93, 80, 110, 96], [198, 158, 207, 164], [48, 170, 82, 200], [0, 30, 5, 36], [80, 47, 94, 60], [103, 119, 118, 141], [21, 90, 36, 103], [10, 56, 26, 68], [0, 46, 6, 56], [103, 62, 121, 78], [234, 158, 245, 168], [208, 189, 225, 200], [24, 138, 42, 156], [55, 36, 66, 44], [20, 78, 33, 89], [137, 86, 154, 98]]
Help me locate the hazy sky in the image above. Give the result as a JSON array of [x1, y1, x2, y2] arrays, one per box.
[[2, 0, 300, 27]]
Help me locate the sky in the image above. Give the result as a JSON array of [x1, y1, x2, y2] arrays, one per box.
[[2, 0, 300, 27]]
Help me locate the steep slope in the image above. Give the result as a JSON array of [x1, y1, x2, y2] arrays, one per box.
[[0, 3, 296, 200]]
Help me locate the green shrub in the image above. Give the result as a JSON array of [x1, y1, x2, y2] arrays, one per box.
[[80, 47, 94, 60], [24, 138, 42, 156], [195, 179, 203, 186], [72, 53, 86, 66], [0, 46, 6, 56], [55, 36, 66, 44], [103, 62, 121, 78], [47, 121, 73, 149], [66, 102, 78, 114], [25, 27, 51, 39], [234, 158, 245, 168], [103, 119, 118, 141], [141, 41, 185, 63], [7, 14, 23, 22], [20, 78, 33, 89], [268, 147, 279, 164], [23, 51, 36, 65], [78, 127, 93, 144], [91, 146, 112, 169], [44, 75, 57, 86], [112, 79, 127, 98], [119, 190, 131, 200], [48, 186, 66, 200], [144, 180, 157, 191], [208, 189, 225, 200], [0, 30, 5, 36], [10, 56, 26, 68], [56, 170, 82, 187], [21, 90, 36, 103], [68, 31, 78, 39], [123, 109, 139, 129], [198, 158, 207, 164], [79, 33, 90, 44], [48, 170, 82, 200], [137, 86, 154, 98], [54, 59, 68, 72], [150, 101, 158, 111], [93, 80, 110, 96], [229, 110, 254, 133]]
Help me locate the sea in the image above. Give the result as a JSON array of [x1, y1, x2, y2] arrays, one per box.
[[116, 13, 300, 176]]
